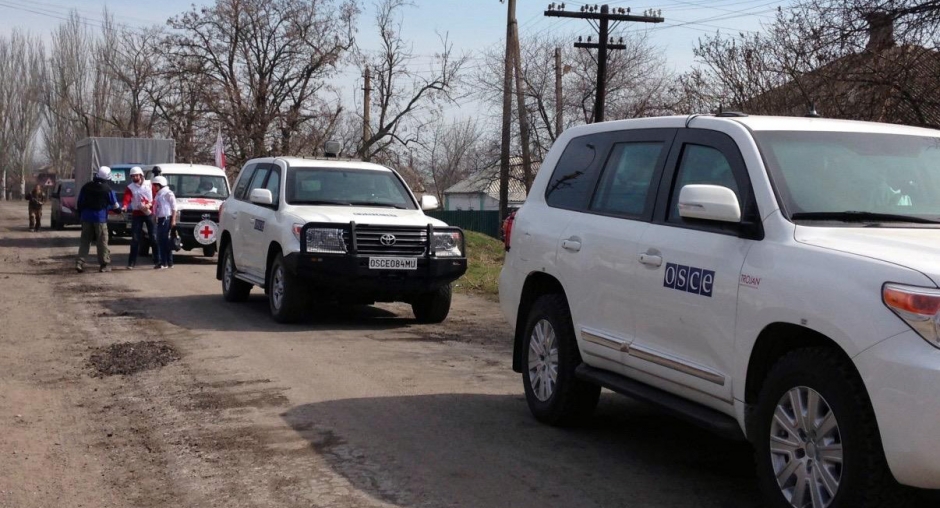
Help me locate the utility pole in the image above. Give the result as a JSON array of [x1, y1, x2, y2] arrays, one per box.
[[545, 3, 664, 123], [362, 66, 372, 161], [554, 47, 563, 137], [499, 0, 515, 223], [511, 21, 533, 192]]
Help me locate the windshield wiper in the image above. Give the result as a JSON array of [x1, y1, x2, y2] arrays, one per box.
[[347, 201, 406, 209], [790, 211, 940, 224]]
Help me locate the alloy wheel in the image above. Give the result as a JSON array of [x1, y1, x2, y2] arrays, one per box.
[[770, 386, 843, 508], [527, 318, 559, 402]]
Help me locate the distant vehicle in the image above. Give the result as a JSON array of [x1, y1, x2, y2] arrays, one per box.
[[144, 163, 230, 257], [105, 163, 138, 238], [50, 179, 78, 229], [217, 154, 466, 323]]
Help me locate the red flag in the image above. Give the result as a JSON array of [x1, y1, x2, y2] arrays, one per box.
[[214, 129, 226, 170]]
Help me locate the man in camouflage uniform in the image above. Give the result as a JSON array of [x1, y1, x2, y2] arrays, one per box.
[[27, 184, 45, 231]]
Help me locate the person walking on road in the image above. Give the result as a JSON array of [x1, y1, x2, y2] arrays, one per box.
[[121, 166, 154, 269], [152, 176, 177, 269], [27, 183, 46, 232], [76, 166, 120, 273]]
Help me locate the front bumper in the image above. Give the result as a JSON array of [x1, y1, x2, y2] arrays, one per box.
[[855, 330, 940, 488], [283, 252, 466, 299]]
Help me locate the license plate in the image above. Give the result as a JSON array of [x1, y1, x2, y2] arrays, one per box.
[[369, 257, 417, 270]]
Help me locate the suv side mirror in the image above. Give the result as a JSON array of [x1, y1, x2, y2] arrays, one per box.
[[249, 188, 273, 206], [677, 184, 741, 222], [420, 195, 440, 211]]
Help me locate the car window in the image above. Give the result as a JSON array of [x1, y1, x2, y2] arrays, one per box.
[[162, 174, 230, 199], [264, 169, 281, 206], [233, 164, 258, 200], [590, 142, 666, 217], [668, 144, 740, 223], [59, 183, 76, 197], [545, 135, 603, 210], [246, 166, 270, 199]]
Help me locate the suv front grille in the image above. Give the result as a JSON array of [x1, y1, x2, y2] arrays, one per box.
[[349, 226, 428, 256], [179, 211, 219, 223]]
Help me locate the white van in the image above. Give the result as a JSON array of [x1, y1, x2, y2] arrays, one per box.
[[145, 163, 230, 256]]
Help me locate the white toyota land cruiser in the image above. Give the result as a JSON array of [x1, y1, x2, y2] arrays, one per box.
[[499, 114, 940, 508], [217, 156, 467, 324]]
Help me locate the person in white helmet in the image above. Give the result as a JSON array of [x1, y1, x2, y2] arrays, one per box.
[[120, 166, 154, 269], [75, 166, 120, 273], [151, 176, 177, 269]]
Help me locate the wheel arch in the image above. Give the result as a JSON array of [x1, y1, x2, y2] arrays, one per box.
[[512, 272, 568, 373], [216, 231, 232, 280], [264, 241, 284, 288], [744, 322, 861, 437]]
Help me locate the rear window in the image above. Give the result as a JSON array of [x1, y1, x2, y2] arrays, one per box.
[[59, 183, 76, 196]]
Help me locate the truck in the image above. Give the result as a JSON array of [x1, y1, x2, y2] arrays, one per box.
[[73, 137, 176, 237]]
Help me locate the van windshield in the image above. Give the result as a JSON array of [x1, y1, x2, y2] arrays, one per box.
[[754, 131, 940, 224], [161, 175, 230, 199]]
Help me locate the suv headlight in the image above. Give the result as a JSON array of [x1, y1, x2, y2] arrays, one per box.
[[305, 228, 347, 254], [883, 283, 940, 349], [432, 230, 463, 257]]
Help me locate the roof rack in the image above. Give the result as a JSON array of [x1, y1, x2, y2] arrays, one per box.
[[715, 111, 748, 117]]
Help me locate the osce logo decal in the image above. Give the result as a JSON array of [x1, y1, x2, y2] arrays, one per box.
[[663, 263, 715, 297]]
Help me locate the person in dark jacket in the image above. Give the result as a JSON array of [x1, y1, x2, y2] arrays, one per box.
[[27, 184, 45, 231], [76, 166, 120, 273]]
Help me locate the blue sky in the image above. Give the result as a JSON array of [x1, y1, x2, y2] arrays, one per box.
[[0, 0, 791, 115]]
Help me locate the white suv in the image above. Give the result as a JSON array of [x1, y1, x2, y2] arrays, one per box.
[[499, 114, 940, 508], [217, 157, 466, 323]]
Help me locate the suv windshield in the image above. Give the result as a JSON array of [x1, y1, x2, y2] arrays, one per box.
[[286, 167, 416, 209], [755, 131, 940, 223], [162, 174, 230, 199]]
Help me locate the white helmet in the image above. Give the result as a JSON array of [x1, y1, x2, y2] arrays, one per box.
[[96, 166, 111, 180], [129, 166, 144, 177], [152, 176, 168, 187]]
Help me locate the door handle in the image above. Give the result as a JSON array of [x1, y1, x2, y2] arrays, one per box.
[[562, 239, 582, 252], [638, 253, 663, 267]]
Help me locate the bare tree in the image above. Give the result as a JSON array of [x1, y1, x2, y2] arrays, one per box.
[[420, 116, 484, 202], [1, 31, 45, 197], [357, 0, 471, 161], [168, 0, 359, 168], [99, 19, 163, 137]]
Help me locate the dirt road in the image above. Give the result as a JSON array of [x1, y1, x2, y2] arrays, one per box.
[[2, 201, 937, 508]]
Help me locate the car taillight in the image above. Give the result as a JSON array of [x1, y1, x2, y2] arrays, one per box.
[[502, 211, 516, 251]]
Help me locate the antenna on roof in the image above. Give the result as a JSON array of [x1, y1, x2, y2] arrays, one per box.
[[323, 140, 341, 158], [806, 103, 821, 118]]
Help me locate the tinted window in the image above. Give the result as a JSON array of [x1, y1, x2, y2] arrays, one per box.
[[264, 169, 281, 206], [545, 135, 602, 210], [668, 144, 740, 222], [233, 164, 258, 200], [590, 142, 665, 217], [59, 182, 76, 196], [286, 167, 416, 209], [246, 166, 270, 198]]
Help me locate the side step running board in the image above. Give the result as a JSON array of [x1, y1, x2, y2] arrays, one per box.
[[234, 272, 265, 287], [575, 364, 746, 441]]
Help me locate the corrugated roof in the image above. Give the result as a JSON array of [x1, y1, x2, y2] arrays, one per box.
[[743, 45, 940, 129], [444, 157, 538, 203]]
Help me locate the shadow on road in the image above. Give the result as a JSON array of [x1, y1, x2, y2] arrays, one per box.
[[101, 293, 413, 334], [281, 393, 762, 508], [0, 232, 80, 249]]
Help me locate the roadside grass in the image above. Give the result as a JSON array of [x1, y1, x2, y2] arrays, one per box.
[[453, 230, 505, 300]]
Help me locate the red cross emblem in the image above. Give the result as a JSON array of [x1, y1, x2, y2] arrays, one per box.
[[200, 225, 214, 239]]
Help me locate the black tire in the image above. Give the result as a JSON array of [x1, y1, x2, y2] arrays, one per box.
[[51, 217, 60, 230], [753, 347, 899, 508], [521, 293, 600, 427], [221, 243, 251, 302], [203, 244, 217, 257], [411, 284, 452, 323], [268, 253, 309, 323]]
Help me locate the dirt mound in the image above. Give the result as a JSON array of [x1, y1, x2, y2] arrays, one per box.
[[88, 340, 181, 377]]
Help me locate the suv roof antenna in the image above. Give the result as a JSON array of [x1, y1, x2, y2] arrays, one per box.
[[323, 140, 341, 158], [806, 102, 821, 118]]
